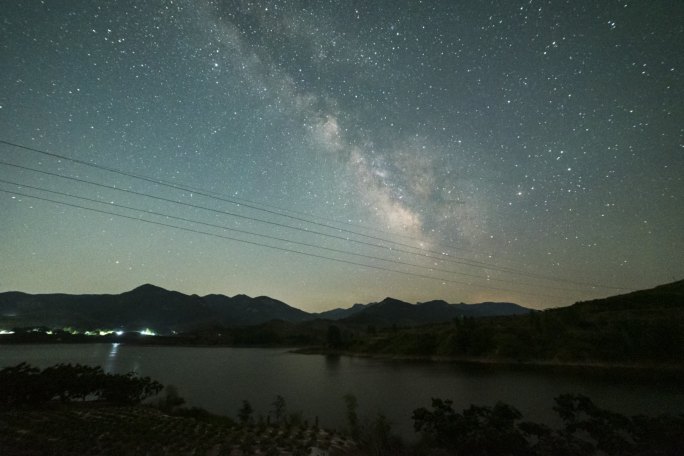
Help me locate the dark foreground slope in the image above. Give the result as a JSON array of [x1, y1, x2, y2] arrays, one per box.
[[0, 404, 358, 456], [0, 363, 355, 455]]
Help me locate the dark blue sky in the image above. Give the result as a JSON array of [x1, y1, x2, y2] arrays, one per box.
[[1, 0, 682, 311]]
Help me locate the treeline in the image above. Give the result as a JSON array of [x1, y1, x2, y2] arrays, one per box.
[[183, 299, 684, 365], [0, 363, 162, 407], [338, 300, 684, 364]]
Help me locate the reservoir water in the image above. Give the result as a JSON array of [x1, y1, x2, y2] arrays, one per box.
[[1, 344, 682, 437]]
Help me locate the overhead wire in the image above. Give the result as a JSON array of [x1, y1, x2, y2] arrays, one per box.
[[0, 176, 586, 294], [0, 158, 622, 291], [0, 139, 439, 253], [0, 186, 572, 300], [0, 140, 611, 286], [0, 139, 628, 291]]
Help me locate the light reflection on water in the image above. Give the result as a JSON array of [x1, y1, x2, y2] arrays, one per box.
[[105, 343, 120, 372]]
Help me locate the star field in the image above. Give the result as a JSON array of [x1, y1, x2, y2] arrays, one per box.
[[1, 0, 682, 311]]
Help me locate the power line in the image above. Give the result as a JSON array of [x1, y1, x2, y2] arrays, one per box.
[[0, 177, 585, 294], [0, 140, 612, 288], [0, 160, 483, 267], [0, 187, 572, 300], [0, 158, 623, 291], [0, 140, 628, 291], [0, 139, 434, 252]]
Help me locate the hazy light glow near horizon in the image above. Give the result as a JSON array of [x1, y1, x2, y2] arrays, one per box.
[[1, 1, 682, 312]]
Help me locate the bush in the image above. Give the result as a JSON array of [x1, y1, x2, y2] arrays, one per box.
[[0, 363, 162, 407], [413, 394, 684, 456]]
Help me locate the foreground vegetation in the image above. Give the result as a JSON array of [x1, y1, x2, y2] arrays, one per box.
[[0, 363, 356, 455], [1, 363, 682, 455], [412, 394, 684, 455], [0, 362, 162, 406], [0, 404, 360, 455]]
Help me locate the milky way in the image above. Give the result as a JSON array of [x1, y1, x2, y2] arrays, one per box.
[[1, 1, 682, 311]]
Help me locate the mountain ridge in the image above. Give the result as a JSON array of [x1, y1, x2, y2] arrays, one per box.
[[0, 284, 532, 332], [334, 297, 531, 326]]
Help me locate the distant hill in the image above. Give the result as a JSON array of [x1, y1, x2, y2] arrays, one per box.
[[316, 303, 369, 320], [0, 284, 531, 333], [0, 284, 309, 333], [330, 298, 531, 327]]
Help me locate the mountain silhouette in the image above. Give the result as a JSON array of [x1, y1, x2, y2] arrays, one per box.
[[0, 285, 306, 333], [335, 297, 531, 326], [0, 284, 531, 333]]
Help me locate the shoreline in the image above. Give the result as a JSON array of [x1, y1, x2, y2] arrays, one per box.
[[291, 346, 684, 375], [3, 337, 683, 377]]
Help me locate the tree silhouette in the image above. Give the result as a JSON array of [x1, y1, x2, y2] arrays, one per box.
[[238, 400, 253, 425], [271, 394, 286, 425], [0, 363, 161, 407], [327, 324, 343, 349]]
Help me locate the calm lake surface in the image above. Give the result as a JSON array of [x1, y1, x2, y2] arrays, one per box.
[[2, 344, 682, 437]]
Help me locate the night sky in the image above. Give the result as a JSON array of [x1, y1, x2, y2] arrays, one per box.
[[1, 1, 682, 312]]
